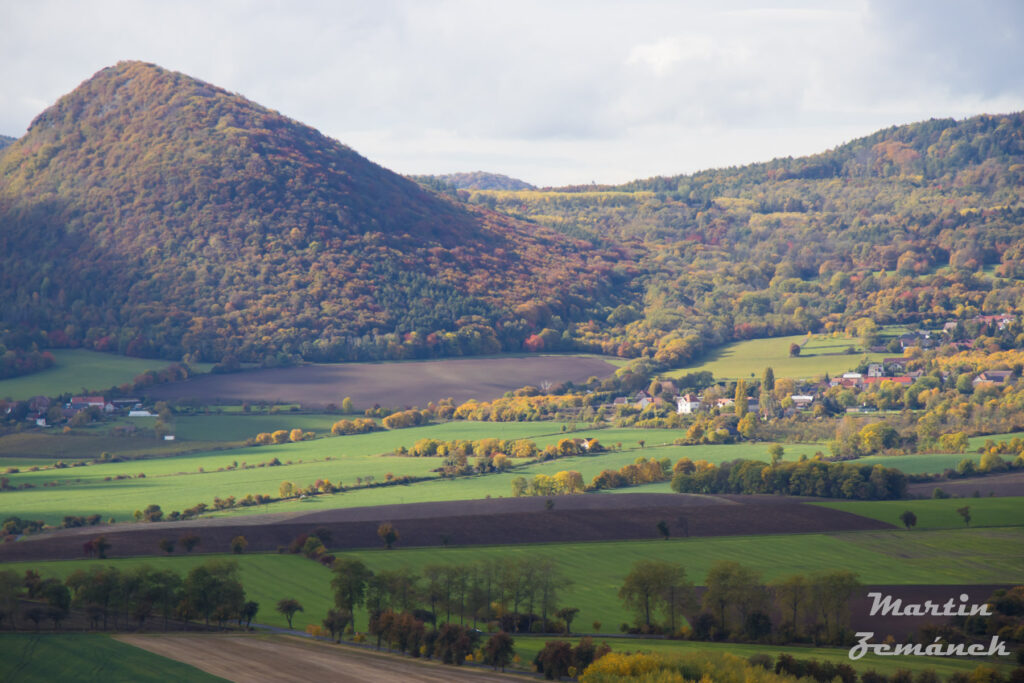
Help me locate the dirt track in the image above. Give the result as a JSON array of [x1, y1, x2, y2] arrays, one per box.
[[0, 493, 895, 563], [117, 634, 522, 682], [144, 355, 616, 408]]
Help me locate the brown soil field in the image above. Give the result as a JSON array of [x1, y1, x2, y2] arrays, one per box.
[[907, 471, 1024, 498], [117, 634, 523, 682], [0, 493, 894, 563], [144, 355, 617, 408]]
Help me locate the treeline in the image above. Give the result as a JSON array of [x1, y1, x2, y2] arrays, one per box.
[[671, 458, 907, 500], [617, 558, 860, 646], [0, 560, 256, 631], [329, 556, 575, 635]]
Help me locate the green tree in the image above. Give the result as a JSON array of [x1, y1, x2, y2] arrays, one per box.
[[789, 343, 801, 357], [556, 607, 579, 634], [180, 534, 200, 552], [230, 535, 248, 554], [701, 561, 765, 635], [483, 631, 515, 671], [735, 379, 748, 418], [331, 557, 373, 612], [762, 367, 775, 393], [771, 574, 808, 639], [181, 560, 245, 627], [899, 510, 917, 530], [276, 598, 303, 629], [957, 505, 971, 526], [377, 522, 399, 549], [768, 444, 784, 466], [323, 608, 352, 642]]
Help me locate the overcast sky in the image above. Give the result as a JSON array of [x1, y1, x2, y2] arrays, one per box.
[[2, 0, 1023, 186]]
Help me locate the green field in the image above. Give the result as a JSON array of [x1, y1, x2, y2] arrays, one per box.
[[0, 634, 226, 682], [815, 497, 1024, 530], [511, 635, 1014, 679], [5, 528, 1021, 635], [666, 334, 889, 381], [0, 349, 214, 401], [1, 418, 954, 525]]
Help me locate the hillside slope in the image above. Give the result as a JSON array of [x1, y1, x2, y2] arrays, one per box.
[[455, 113, 1024, 366], [0, 62, 626, 363]]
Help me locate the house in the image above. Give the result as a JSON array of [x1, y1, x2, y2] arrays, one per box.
[[974, 314, 1016, 331], [715, 397, 735, 409], [636, 396, 653, 410], [884, 357, 909, 371], [973, 370, 1014, 387], [70, 396, 106, 410], [866, 363, 884, 378], [675, 393, 702, 415], [612, 397, 629, 407], [128, 409, 155, 417], [163, 435, 176, 441], [791, 395, 815, 409]]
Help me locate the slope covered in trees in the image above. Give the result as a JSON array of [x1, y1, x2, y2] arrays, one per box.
[[452, 113, 1024, 368], [415, 171, 536, 191], [0, 62, 627, 364]]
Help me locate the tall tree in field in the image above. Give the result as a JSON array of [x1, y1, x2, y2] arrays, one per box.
[[701, 561, 766, 635], [331, 557, 373, 613], [808, 570, 861, 643], [735, 380, 748, 418], [899, 510, 917, 530], [771, 574, 809, 639], [619, 560, 693, 631], [377, 522, 399, 549], [276, 598, 303, 629], [762, 367, 775, 393]]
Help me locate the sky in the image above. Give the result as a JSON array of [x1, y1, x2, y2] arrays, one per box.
[[2, 0, 1023, 187]]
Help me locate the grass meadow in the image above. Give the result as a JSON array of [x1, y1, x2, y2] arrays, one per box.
[[0, 349, 214, 401], [0, 633, 225, 682], [665, 334, 889, 381], [814, 497, 1024, 530], [5, 528, 1020, 634]]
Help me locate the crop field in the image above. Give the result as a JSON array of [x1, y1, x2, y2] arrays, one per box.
[[510, 635, 1012, 679], [0, 349, 214, 401], [144, 354, 618, 408], [0, 634, 226, 682], [814, 497, 1024, 530], [0, 429, 226, 464], [5, 528, 1021, 634], [665, 333, 889, 381]]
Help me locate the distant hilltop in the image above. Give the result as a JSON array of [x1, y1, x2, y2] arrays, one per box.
[[413, 171, 536, 191]]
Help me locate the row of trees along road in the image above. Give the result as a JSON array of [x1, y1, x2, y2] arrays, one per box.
[[0, 560, 256, 632], [620, 559, 861, 645], [330, 556, 576, 635]]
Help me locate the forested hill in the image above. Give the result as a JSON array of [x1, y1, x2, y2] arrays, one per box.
[[415, 171, 536, 191], [0, 61, 627, 364], [452, 112, 1024, 368]]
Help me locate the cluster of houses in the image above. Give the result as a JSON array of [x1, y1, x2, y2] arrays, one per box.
[[22, 395, 154, 428]]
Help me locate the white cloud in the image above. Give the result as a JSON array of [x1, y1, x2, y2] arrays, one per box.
[[1, 0, 1023, 185]]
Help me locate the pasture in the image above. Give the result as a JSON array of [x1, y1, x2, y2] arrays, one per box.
[[0, 634, 225, 682], [5, 528, 1021, 633], [144, 354, 618, 408], [1, 419, 952, 525], [814, 497, 1024, 530], [665, 333, 889, 381], [0, 349, 214, 400], [851, 452, 984, 475]]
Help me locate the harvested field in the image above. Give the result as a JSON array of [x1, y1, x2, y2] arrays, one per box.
[[117, 634, 519, 683], [907, 471, 1024, 498], [0, 493, 894, 563], [143, 355, 616, 407]]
